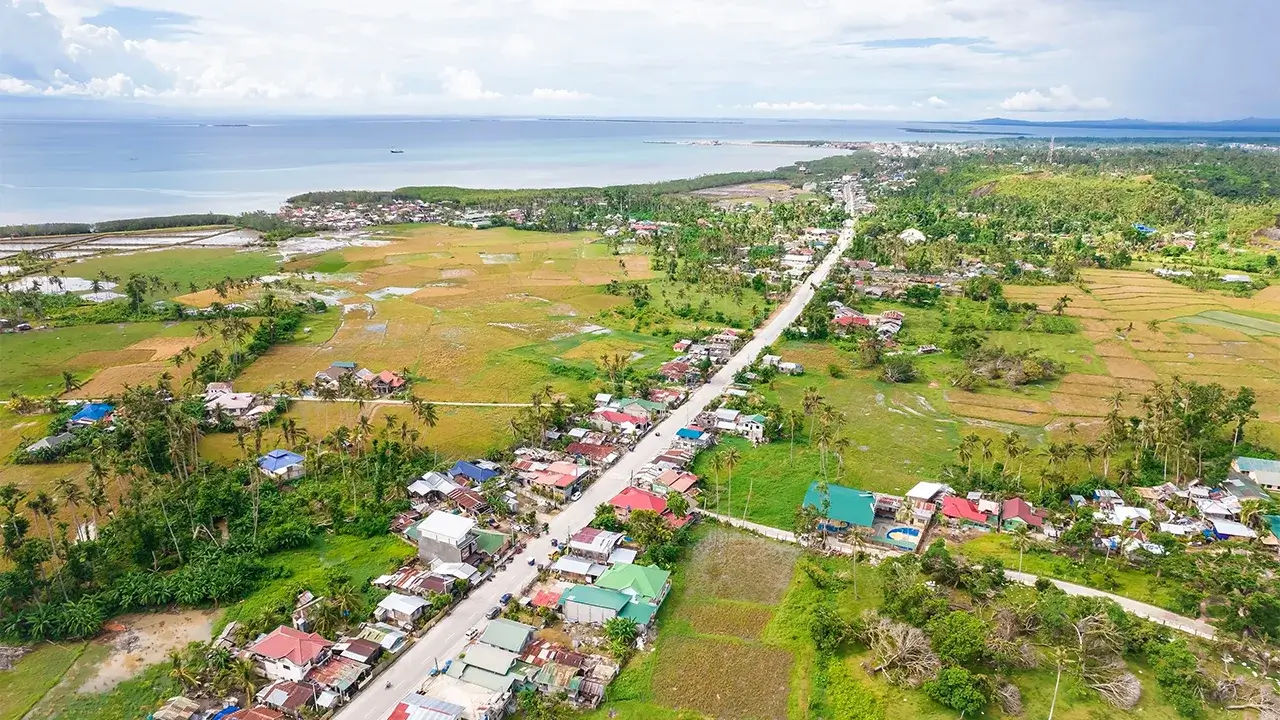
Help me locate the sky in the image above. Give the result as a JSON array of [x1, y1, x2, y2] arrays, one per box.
[[0, 0, 1276, 120]]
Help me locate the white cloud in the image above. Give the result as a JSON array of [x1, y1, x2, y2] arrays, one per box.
[[531, 87, 591, 100], [438, 66, 500, 100], [751, 100, 899, 113], [0, 75, 38, 94], [926, 95, 948, 108], [998, 85, 1110, 112]]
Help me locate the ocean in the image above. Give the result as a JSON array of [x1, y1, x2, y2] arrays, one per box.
[[2, 116, 1278, 224]]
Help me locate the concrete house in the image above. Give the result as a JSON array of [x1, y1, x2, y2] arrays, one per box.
[[258, 449, 305, 481], [375, 592, 432, 627], [1233, 456, 1280, 492], [247, 626, 333, 683], [415, 511, 478, 563]]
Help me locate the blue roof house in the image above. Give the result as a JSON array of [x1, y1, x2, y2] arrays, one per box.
[[68, 403, 114, 427], [258, 449, 306, 481], [449, 460, 499, 484]]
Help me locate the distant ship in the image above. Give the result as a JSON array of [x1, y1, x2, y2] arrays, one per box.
[[389, 149, 405, 154]]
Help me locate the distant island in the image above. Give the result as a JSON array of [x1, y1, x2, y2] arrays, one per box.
[[902, 127, 1028, 136], [967, 116, 1280, 132]]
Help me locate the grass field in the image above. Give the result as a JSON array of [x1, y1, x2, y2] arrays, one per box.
[[198, 400, 518, 464], [215, 533, 414, 634], [67, 248, 279, 296], [0, 642, 87, 720], [591, 525, 1239, 720]]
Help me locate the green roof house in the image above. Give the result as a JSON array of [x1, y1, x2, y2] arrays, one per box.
[[594, 563, 671, 606], [803, 482, 875, 529], [559, 584, 659, 628]]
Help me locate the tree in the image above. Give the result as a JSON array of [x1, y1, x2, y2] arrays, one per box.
[[1009, 523, 1033, 572], [665, 492, 689, 519], [810, 603, 850, 652], [603, 616, 638, 659], [60, 371, 81, 394], [926, 610, 988, 666], [1053, 294, 1073, 315], [848, 526, 870, 599], [880, 356, 917, 384], [923, 667, 991, 716], [627, 509, 671, 548]]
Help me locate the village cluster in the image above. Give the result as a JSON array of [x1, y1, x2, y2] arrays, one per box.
[[796, 455, 1280, 558], [144, 316, 814, 719]]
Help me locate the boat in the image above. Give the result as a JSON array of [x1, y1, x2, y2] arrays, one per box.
[[389, 149, 405, 154]]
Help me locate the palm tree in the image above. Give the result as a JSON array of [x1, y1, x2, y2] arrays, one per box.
[[786, 408, 804, 466], [848, 526, 869, 598], [722, 446, 740, 518], [60, 371, 81, 394], [708, 453, 725, 512], [168, 649, 199, 691], [1079, 444, 1098, 476], [1009, 523, 1033, 572], [55, 477, 85, 537], [802, 386, 823, 438], [980, 437, 994, 474]]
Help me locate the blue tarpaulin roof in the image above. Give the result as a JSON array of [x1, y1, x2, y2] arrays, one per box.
[[675, 427, 703, 439], [1132, 223, 1157, 235], [258, 449, 304, 472], [69, 403, 113, 423], [449, 460, 497, 483]]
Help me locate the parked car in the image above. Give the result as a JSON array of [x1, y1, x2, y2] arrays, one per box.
[[465, 626, 479, 639], [570, 490, 582, 501], [500, 593, 512, 604], [485, 606, 501, 620]]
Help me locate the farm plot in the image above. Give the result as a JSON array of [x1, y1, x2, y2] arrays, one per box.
[[651, 636, 794, 719]]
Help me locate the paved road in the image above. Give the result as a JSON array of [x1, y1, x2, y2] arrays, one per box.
[[699, 510, 1217, 640], [335, 208, 857, 720]]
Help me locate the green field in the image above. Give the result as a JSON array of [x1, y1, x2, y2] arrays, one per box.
[[0, 642, 87, 720], [2, 321, 178, 396], [68, 248, 279, 295], [1178, 309, 1280, 336]]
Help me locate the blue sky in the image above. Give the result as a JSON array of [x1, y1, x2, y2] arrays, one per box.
[[1, 0, 1276, 119]]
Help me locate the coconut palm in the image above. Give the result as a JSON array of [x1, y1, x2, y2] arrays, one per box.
[[1009, 523, 1033, 572]]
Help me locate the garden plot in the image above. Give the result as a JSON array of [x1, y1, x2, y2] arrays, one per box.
[[652, 636, 794, 720]]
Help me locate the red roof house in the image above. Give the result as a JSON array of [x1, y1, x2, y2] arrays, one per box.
[[941, 496, 991, 527], [654, 469, 698, 495], [248, 626, 333, 682], [609, 487, 691, 528], [565, 442, 618, 463], [1001, 497, 1047, 529], [229, 707, 284, 720]]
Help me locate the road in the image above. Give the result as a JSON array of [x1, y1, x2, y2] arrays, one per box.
[[335, 207, 857, 720], [700, 510, 1217, 640]]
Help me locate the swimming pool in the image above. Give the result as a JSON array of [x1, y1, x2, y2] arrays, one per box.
[[883, 526, 921, 548]]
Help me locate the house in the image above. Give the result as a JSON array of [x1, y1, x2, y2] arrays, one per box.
[[389, 694, 465, 720], [760, 354, 781, 367], [904, 481, 949, 525], [777, 362, 804, 375], [940, 496, 993, 529], [68, 403, 113, 427], [151, 696, 202, 720], [1222, 472, 1270, 502], [608, 487, 691, 528], [1232, 457, 1280, 492], [1095, 505, 1152, 528], [448, 460, 500, 484], [480, 618, 536, 653], [415, 511, 478, 563], [371, 370, 406, 395], [258, 449, 305, 481], [204, 381, 235, 397], [565, 442, 619, 465], [257, 680, 317, 717], [1093, 488, 1124, 509], [647, 387, 685, 407], [589, 409, 650, 435], [672, 339, 692, 353], [247, 626, 333, 683], [376, 592, 432, 626], [652, 469, 698, 496], [447, 487, 491, 516], [550, 554, 608, 582], [1001, 497, 1047, 531], [559, 585, 631, 625], [568, 527, 626, 563], [673, 426, 712, 450], [802, 482, 875, 531], [407, 471, 462, 501], [334, 637, 383, 665], [527, 464, 584, 499], [205, 392, 271, 425], [228, 707, 285, 720], [307, 656, 370, 708], [356, 622, 409, 654], [594, 563, 671, 607], [1209, 517, 1258, 540], [314, 361, 357, 388], [25, 432, 74, 455], [659, 360, 698, 384]]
